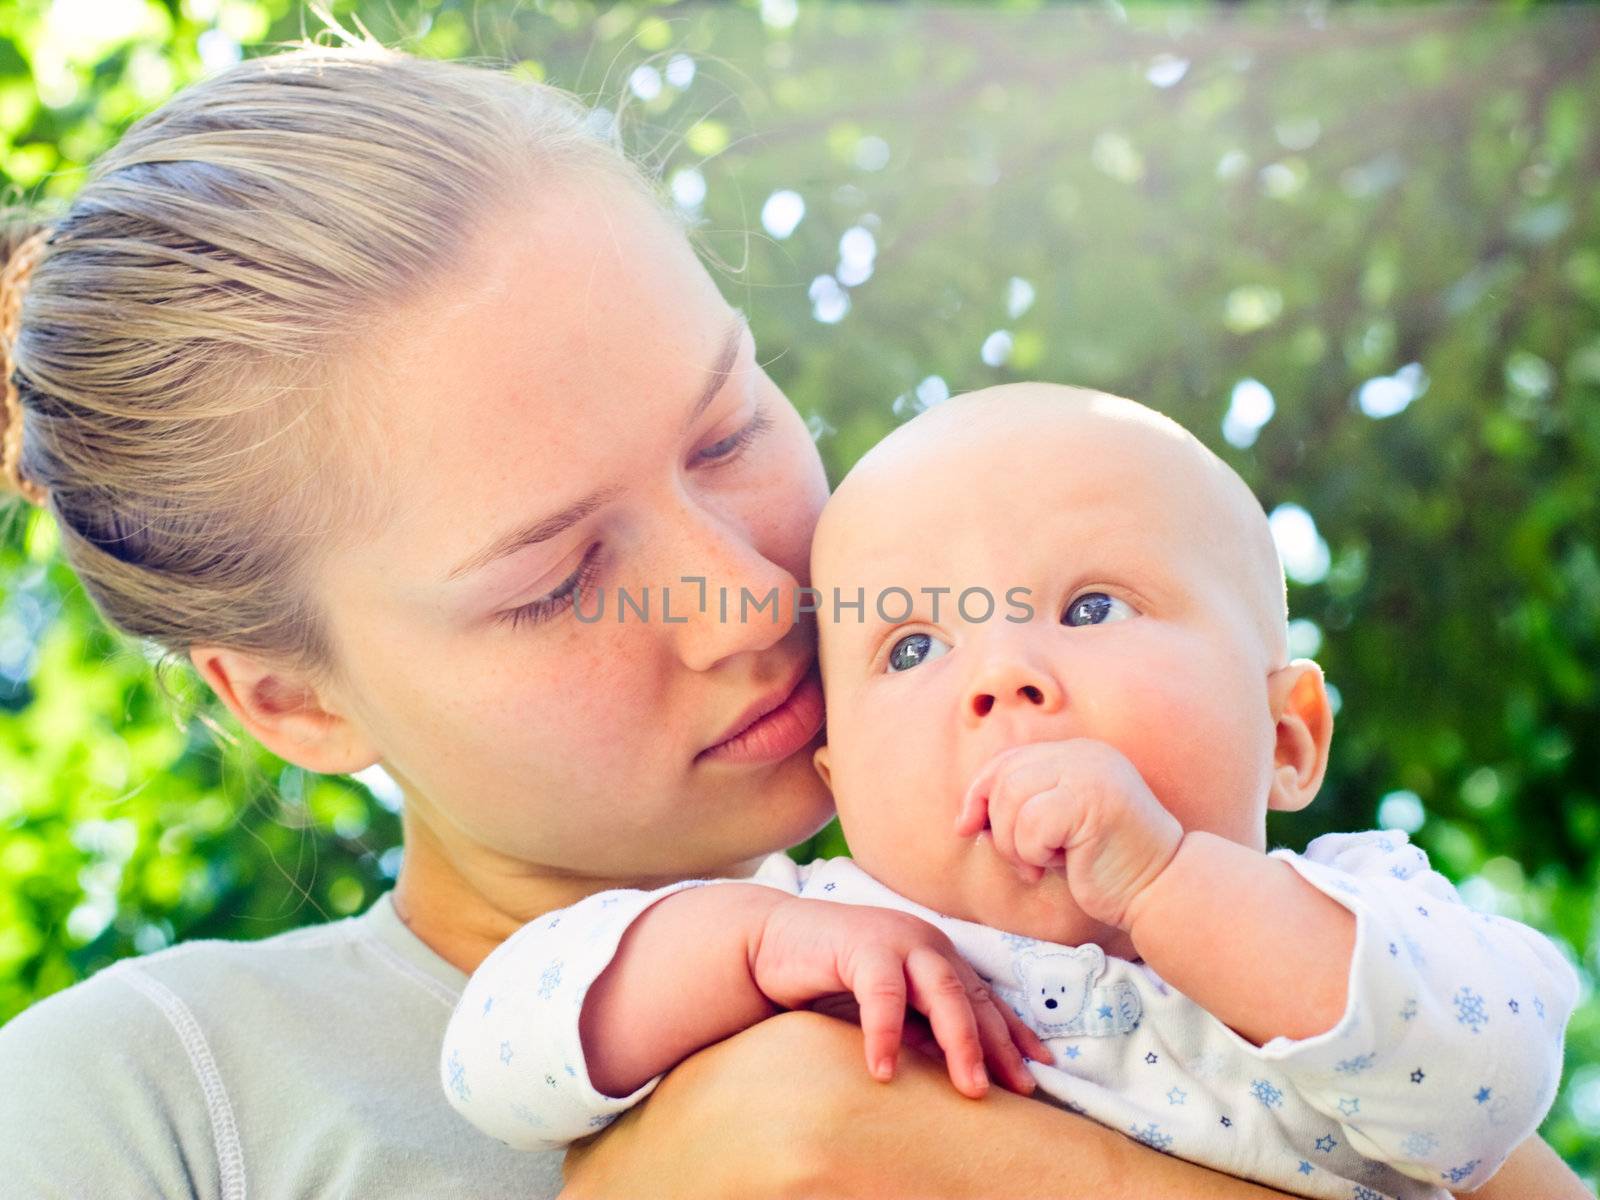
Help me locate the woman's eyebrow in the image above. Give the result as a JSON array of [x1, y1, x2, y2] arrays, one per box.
[[445, 313, 749, 584]]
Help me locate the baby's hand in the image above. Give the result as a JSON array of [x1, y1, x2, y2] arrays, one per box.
[[753, 896, 1052, 1099], [954, 738, 1184, 931]]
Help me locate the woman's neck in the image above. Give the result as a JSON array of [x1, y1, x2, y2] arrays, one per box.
[[389, 806, 766, 975]]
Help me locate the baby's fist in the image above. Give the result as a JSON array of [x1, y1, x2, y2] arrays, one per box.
[[955, 739, 1183, 930]]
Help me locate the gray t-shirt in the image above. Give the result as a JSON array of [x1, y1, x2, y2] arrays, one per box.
[[0, 892, 564, 1198]]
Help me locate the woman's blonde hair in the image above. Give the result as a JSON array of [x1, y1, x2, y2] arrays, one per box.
[[0, 40, 655, 673]]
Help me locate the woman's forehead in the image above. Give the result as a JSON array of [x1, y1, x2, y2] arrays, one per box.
[[331, 180, 741, 584]]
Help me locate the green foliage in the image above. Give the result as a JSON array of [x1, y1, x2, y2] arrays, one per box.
[[2, 0, 1598, 1179]]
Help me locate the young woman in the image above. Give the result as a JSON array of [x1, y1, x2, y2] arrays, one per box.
[[0, 41, 1580, 1199]]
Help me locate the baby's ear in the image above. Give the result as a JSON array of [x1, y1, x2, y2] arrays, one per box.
[[812, 744, 834, 793], [1266, 659, 1332, 813]]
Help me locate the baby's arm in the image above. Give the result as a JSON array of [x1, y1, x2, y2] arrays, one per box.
[[960, 741, 1578, 1189], [442, 877, 1044, 1150]]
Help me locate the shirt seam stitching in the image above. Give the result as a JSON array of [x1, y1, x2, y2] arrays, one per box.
[[117, 964, 247, 1200]]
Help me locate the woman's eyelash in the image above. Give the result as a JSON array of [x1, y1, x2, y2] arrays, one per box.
[[697, 407, 774, 463], [499, 545, 604, 631]]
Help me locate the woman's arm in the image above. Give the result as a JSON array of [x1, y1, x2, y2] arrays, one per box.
[[561, 1010, 1295, 1200], [1460, 1135, 1592, 1200]]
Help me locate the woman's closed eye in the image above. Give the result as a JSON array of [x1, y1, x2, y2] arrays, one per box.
[[1061, 591, 1135, 627], [497, 544, 604, 631], [695, 406, 774, 465]]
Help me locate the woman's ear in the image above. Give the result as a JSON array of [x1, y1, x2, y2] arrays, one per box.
[[190, 646, 380, 776], [812, 743, 833, 792], [1266, 659, 1333, 813]]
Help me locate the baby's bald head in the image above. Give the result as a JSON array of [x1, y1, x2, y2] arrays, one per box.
[[812, 383, 1289, 671]]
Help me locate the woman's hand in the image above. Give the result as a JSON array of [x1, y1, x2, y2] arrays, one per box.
[[562, 1010, 1303, 1200], [753, 895, 1049, 1097]]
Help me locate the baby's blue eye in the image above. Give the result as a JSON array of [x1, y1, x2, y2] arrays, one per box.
[[886, 632, 951, 673], [1062, 592, 1135, 628]]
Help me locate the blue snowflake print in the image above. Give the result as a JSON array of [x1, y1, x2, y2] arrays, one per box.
[[1064, 1045, 1081, 1060], [564, 1063, 577, 1078], [1377, 836, 1395, 853], [599, 895, 621, 907], [1297, 1161, 1314, 1176], [1474, 1086, 1491, 1104], [1352, 1187, 1385, 1200], [1410, 1068, 1425, 1084], [1442, 1160, 1482, 1186], [1453, 987, 1488, 1033], [1534, 995, 1545, 1019], [482, 994, 494, 1016], [1250, 1079, 1284, 1110], [999, 930, 1038, 951], [1336, 1096, 1360, 1117], [1128, 1123, 1173, 1153], [1507, 998, 1520, 1014], [538, 959, 564, 1000], [1399, 998, 1418, 1022], [1389, 864, 1411, 880], [499, 1041, 514, 1066], [1335, 1053, 1375, 1075], [1166, 1087, 1187, 1106], [1401, 1131, 1438, 1158], [588, 1113, 618, 1130], [1315, 1134, 1338, 1153], [1145, 1051, 1159, 1065], [447, 1050, 471, 1102], [509, 1102, 545, 1127]]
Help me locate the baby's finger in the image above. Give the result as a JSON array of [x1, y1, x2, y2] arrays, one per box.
[[904, 946, 989, 1099], [996, 995, 1054, 1066], [1014, 790, 1076, 869], [848, 944, 908, 1083], [961, 972, 1038, 1096], [954, 770, 996, 838]]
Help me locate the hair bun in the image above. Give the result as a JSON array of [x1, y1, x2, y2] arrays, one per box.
[[1, 225, 51, 505]]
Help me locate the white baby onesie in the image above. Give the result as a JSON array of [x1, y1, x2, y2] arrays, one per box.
[[441, 830, 1576, 1200]]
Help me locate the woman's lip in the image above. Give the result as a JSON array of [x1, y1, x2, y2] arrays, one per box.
[[696, 666, 825, 766]]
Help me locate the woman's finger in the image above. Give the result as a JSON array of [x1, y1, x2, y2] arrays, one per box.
[[904, 946, 988, 1099], [846, 943, 909, 1083]]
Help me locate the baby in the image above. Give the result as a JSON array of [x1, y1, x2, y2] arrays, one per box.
[[440, 385, 1576, 1199]]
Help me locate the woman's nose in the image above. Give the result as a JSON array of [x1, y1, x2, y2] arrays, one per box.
[[649, 500, 803, 673], [962, 640, 1065, 725]]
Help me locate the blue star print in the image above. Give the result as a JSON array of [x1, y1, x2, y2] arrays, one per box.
[[1145, 1051, 1159, 1065], [1314, 1135, 1337, 1153], [1474, 1086, 1491, 1104], [1167, 1087, 1186, 1106], [1298, 1161, 1313, 1176], [1507, 998, 1519, 1013], [1399, 997, 1418, 1021], [1336, 1096, 1360, 1117], [1064, 1046, 1080, 1060], [1249, 1079, 1284, 1109], [1410, 1068, 1425, 1083], [1220, 1116, 1232, 1128], [1098, 1004, 1114, 1020]]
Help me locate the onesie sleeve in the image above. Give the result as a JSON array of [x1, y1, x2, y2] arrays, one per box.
[[440, 855, 805, 1151], [1238, 829, 1578, 1190]]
